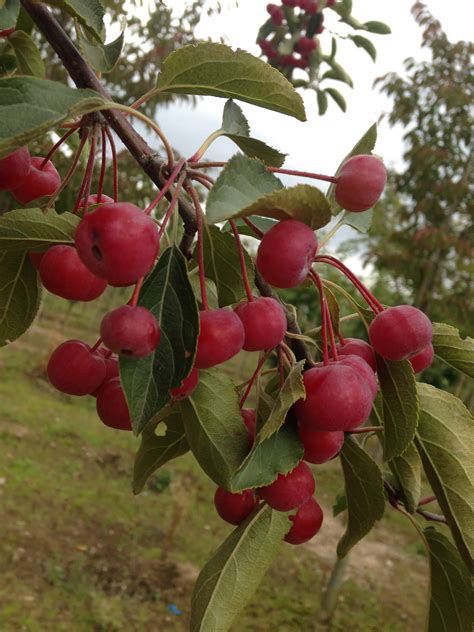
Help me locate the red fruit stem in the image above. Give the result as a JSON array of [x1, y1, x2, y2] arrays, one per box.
[[90, 338, 102, 353], [309, 270, 330, 365], [96, 127, 107, 200], [348, 426, 383, 434], [418, 495, 436, 507], [324, 301, 339, 361], [242, 217, 265, 238], [239, 351, 272, 408], [416, 509, 447, 524], [187, 169, 215, 186], [229, 220, 254, 302], [157, 170, 187, 241], [45, 129, 89, 210], [186, 184, 209, 311], [338, 332, 346, 345], [129, 277, 144, 307], [145, 157, 186, 215], [314, 255, 384, 313], [188, 161, 339, 184], [40, 127, 77, 169], [72, 131, 97, 215], [104, 126, 118, 202]]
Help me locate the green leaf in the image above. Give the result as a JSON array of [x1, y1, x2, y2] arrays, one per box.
[[180, 369, 249, 489], [0, 53, 16, 77], [326, 123, 378, 214], [0, 249, 41, 346], [228, 216, 278, 239], [316, 89, 328, 116], [325, 87, 347, 113], [333, 492, 347, 517], [0, 76, 104, 158], [376, 356, 419, 460], [8, 30, 45, 78], [120, 246, 199, 435], [231, 423, 304, 492], [324, 285, 340, 334], [191, 504, 290, 632], [323, 59, 353, 88], [415, 384, 474, 571], [199, 224, 255, 308], [258, 361, 305, 442], [205, 154, 283, 224], [349, 34, 377, 62], [221, 99, 250, 136], [432, 322, 474, 378], [78, 25, 125, 73], [341, 209, 373, 233], [188, 271, 219, 310], [363, 21, 391, 35], [155, 43, 306, 121], [337, 436, 385, 558], [132, 407, 189, 495], [424, 528, 473, 632], [0, 208, 79, 252], [0, 0, 19, 31], [45, 0, 104, 41], [389, 443, 422, 514]]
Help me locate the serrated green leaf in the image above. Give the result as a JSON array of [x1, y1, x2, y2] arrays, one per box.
[[0, 53, 16, 77], [155, 43, 306, 121], [258, 361, 305, 442], [341, 209, 374, 233], [349, 34, 377, 62], [78, 24, 125, 73], [205, 154, 283, 225], [223, 134, 286, 168], [363, 21, 391, 35], [221, 99, 249, 136], [191, 504, 290, 632], [0, 0, 19, 30], [180, 369, 249, 489], [432, 322, 474, 378], [8, 30, 45, 78], [0, 76, 104, 157], [415, 384, 474, 571], [389, 443, 422, 514], [45, 0, 104, 42], [325, 87, 347, 113], [231, 423, 303, 492], [120, 247, 199, 435], [0, 208, 79, 251], [376, 356, 419, 460], [132, 407, 189, 495], [424, 528, 473, 632], [199, 224, 255, 307], [337, 436, 385, 558], [316, 89, 328, 116], [326, 123, 378, 214], [0, 249, 41, 346]]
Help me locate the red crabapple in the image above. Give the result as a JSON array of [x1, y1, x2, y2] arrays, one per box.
[[336, 354, 377, 397], [369, 305, 433, 361], [39, 245, 107, 301], [47, 340, 106, 396], [214, 487, 259, 525], [75, 202, 159, 286], [295, 36, 317, 55], [171, 367, 199, 401], [10, 157, 60, 204], [100, 305, 160, 358], [336, 337, 376, 372], [293, 360, 375, 431], [284, 497, 323, 544], [298, 422, 344, 464], [0, 147, 31, 190], [77, 193, 114, 209], [335, 154, 387, 212], [234, 297, 287, 351], [91, 350, 119, 396], [256, 220, 317, 288], [282, 0, 298, 6], [194, 308, 245, 369], [409, 343, 434, 373], [259, 461, 315, 511], [96, 377, 132, 431], [29, 252, 45, 270]]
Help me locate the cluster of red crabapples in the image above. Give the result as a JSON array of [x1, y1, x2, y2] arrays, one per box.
[[1, 142, 434, 546], [259, 0, 335, 70]]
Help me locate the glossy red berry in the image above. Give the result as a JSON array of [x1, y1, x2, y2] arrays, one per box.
[[298, 423, 344, 464], [171, 367, 199, 401], [10, 157, 60, 204], [100, 305, 160, 358], [47, 340, 106, 396], [369, 305, 433, 361], [335, 154, 387, 212], [234, 297, 287, 351], [28, 251, 45, 270], [256, 220, 317, 288], [336, 354, 377, 397], [214, 487, 259, 525], [259, 461, 315, 511], [75, 202, 159, 286], [268, 5, 284, 25], [0, 147, 31, 190], [194, 308, 245, 369], [295, 36, 317, 55], [293, 360, 375, 431], [284, 497, 323, 544], [304, 1, 319, 15], [96, 377, 132, 431], [409, 343, 434, 373], [282, 0, 298, 6], [336, 338, 376, 372], [39, 245, 107, 301], [77, 193, 114, 209], [92, 351, 119, 396]]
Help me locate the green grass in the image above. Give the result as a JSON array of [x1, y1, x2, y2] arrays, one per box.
[[0, 297, 431, 631]]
